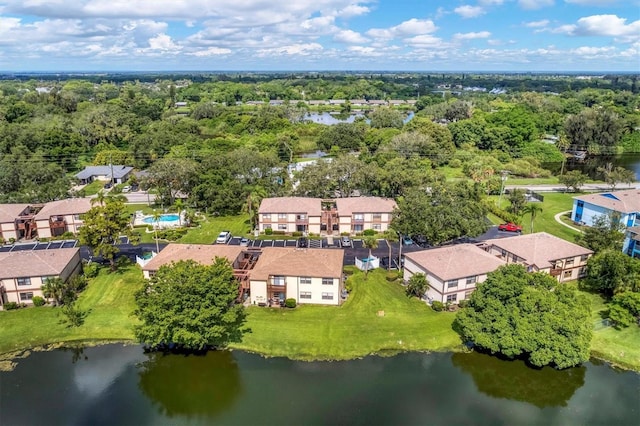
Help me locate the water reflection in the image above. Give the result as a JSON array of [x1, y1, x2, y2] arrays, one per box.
[[451, 352, 586, 408], [137, 350, 242, 419]]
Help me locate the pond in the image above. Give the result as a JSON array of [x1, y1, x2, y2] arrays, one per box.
[[544, 152, 640, 181], [304, 111, 415, 125], [1, 345, 638, 425]]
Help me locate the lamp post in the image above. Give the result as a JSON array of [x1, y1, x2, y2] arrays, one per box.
[[497, 170, 509, 208]]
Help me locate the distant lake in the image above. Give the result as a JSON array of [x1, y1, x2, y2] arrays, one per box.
[[1, 344, 638, 425], [544, 152, 640, 181], [304, 111, 415, 125]]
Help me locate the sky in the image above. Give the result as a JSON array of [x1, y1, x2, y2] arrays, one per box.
[[0, 0, 638, 72]]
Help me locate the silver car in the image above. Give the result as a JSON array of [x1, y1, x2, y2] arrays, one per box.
[[341, 236, 351, 247]]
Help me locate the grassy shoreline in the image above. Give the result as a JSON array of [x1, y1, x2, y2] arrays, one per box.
[[1, 265, 638, 371]]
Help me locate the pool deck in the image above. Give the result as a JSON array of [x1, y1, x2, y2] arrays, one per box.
[[133, 211, 185, 229]]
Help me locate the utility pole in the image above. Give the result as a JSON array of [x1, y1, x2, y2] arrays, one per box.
[[109, 152, 115, 188], [497, 170, 509, 208]]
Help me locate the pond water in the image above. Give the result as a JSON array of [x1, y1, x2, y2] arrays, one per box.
[[304, 111, 415, 125], [1, 344, 638, 425], [544, 152, 640, 181]]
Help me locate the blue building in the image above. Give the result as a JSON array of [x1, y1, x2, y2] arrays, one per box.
[[571, 189, 640, 258]]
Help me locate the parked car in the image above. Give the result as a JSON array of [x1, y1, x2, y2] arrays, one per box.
[[498, 222, 522, 233], [297, 237, 308, 248], [216, 231, 232, 244], [341, 236, 352, 247], [103, 182, 113, 189], [402, 236, 414, 246], [240, 237, 250, 246], [122, 185, 131, 193]]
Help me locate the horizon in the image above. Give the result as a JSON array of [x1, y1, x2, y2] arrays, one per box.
[[0, 0, 638, 72]]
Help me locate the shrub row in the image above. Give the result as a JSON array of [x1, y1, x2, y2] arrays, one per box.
[[483, 200, 521, 225]]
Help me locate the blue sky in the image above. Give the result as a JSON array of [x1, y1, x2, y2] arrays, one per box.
[[0, 0, 638, 71]]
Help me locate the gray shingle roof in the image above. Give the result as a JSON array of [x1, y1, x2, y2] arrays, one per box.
[[75, 165, 133, 180]]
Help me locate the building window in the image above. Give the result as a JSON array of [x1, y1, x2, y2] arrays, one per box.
[[353, 225, 363, 232], [16, 277, 31, 286], [372, 213, 382, 220], [300, 277, 312, 285], [577, 201, 584, 208], [465, 290, 473, 299], [41, 276, 56, 283], [466, 276, 477, 285], [263, 224, 272, 230], [278, 224, 287, 230], [20, 292, 34, 301], [300, 292, 312, 299], [262, 214, 271, 220], [446, 280, 458, 288], [580, 254, 589, 262], [73, 214, 81, 220], [372, 224, 381, 230], [500, 249, 507, 257], [278, 213, 287, 220], [354, 214, 364, 221], [322, 292, 334, 300], [565, 258, 574, 267], [273, 276, 285, 286], [446, 294, 457, 303], [296, 214, 306, 220], [322, 277, 334, 285], [563, 270, 573, 279], [578, 267, 587, 277]]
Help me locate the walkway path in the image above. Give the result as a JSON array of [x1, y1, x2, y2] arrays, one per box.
[[554, 210, 584, 234], [507, 182, 639, 192]]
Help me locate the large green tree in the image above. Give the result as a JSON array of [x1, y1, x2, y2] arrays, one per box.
[[78, 197, 138, 270], [134, 258, 247, 350], [575, 213, 626, 253], [456, 264, 592, 369], [583, 250, 640, 297]]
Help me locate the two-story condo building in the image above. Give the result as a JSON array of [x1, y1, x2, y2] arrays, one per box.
[[258, 197, 323, 234], [404, 244, 506, 303], [0, 248, 82, 305], [0, 204, 33, 241], [570, 189, 640, 257], [34, 198, 92, 238], [480, 232, 593, 282], [335, 197, 397, 234], [258, 197, 397, 236]]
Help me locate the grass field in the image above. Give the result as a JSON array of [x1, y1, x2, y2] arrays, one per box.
[[179, 214, 251, 244], [82, 180, 106, 196], [231, 268, 462, 360], [0, 266, 141, 357], [579, 290, 640, 370]]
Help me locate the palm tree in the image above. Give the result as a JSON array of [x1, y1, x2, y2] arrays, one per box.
[[91, 190, 107, 206], [42, 277, 65, 306], [244, 186, 267, 231], [152, 210, 161, 254], [173, 199, 185, 226], [383, 229, 398, 271], [363, 236, 379, 278], [522, 203, 543, 234]]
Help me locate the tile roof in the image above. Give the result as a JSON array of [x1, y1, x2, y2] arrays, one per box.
[[0, 204, 31, 223], [0, 248, 80, 279], [75, 165, 133, 180], [258, 197, 323, 216], [142, 244, 244, 272], [249, 247, 344, 281], [35, 198, 92, 220], [483, 232, 593, 269], [335, 197, 397, 216], [405, 244, 506, 282], [574, 189, 640, 214]]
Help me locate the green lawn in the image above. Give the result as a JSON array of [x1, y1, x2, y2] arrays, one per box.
[[82, 180, 107, 196], [579, 290, 640, 370], [231, 269, 462, 360], [0, 266, 141, 357], [179, 214, 251, 244], [492, 192, 579, 241]]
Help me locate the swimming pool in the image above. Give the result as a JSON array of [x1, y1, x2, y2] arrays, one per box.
[[142, 214, 180, 225]]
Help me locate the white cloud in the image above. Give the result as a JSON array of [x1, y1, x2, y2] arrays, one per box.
[[188, 47, 232, 56], [454, 5, 486, 18], [524, 19, 550, 28], [479, 0, 504, 5], [518, 0, 554, 9], [454, 31, 491, 40], [336, 4, 370, 18], [367, 18, 437, 40], [404, 34, 446, 48], [257, 42, 323, 56], [347, 46, 384, 56], [334, 29, 368, 44], [147, 33, 180, 51], [572, 45, 615, 55], [555, 14, 640, 42]]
